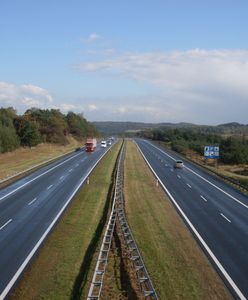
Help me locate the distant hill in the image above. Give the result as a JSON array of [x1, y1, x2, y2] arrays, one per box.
[[93, 121, 248, 135], [218, 122, 243, 127]]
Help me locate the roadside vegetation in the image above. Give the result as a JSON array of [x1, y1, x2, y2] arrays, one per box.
[[0, 136, 83, 181], [0, 107, 97, 153], [10, 141, 121, 300], [140, 126, 248, 189], [124, 140, 231, 299]]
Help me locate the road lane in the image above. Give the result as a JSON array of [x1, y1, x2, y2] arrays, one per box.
[[135, 139, 248, 300], [0, 142, 115, 299]]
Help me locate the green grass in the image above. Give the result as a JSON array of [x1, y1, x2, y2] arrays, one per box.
[[0, 136, 84, 181], [10, 141, 121, 300], [124, 141, 231, 300]]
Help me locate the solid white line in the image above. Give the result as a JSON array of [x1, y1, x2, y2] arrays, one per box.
[[200, 195, 208, 202], [0, 151, 84, 202], [136, 141, 246, 300], [143, 140, 248, 210], [60, 176, 65, 180], [0, 142, 115, 300], [221, 213, 231, 223], [47, 185, 53, 190], [28, 198, 37, 205], [187, 184, 192, 188], [0, 219, 12, 231], [177, 175, 181, 179]]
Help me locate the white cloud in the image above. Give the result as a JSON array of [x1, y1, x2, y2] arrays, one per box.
[[81, 33, 101, 43], [77, 49, 248, 124], [0, 82, 55, 112], [87, 104, 97, 111]]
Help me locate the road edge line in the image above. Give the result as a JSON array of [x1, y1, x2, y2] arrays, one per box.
[[134, 140, 245, 300], [144, 140, 248, 209], [0, 143, 115, 300]]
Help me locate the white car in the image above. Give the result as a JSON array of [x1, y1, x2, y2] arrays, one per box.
[[101, 141, 107, 148]]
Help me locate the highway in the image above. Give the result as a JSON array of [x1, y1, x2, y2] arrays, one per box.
[[0, 143, 113, 299], [135, 139, 248, 300]]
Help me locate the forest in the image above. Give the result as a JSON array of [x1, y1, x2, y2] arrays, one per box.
[[0, 107, 97, 153], [140, 127, 248, 165]]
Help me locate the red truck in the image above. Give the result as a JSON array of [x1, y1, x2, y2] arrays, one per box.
[[85, 138, 97, 152]]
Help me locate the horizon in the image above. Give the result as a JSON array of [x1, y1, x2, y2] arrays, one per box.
[[1, 1, 248, 124]]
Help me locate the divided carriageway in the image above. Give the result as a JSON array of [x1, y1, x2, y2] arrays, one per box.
[[0, 143, 114, 299]]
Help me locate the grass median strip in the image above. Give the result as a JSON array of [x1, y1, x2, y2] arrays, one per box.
[[10, 141, 121, 300], [124, 140, 231, 299]]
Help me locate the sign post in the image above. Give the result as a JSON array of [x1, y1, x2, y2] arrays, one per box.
[[204, 145, 219, 166]]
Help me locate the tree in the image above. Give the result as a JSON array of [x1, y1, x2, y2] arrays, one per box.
[[14, 117, 41, 147]]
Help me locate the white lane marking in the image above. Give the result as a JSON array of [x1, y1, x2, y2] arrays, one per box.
[[60, 176, 65, 180], [0, 151, 85, 202], [28, 198, 37, 205], [144, 140, 248, 209], [0, 219, 12, 230], [221, 213, 231, 223], [136, 141, 246, 300], [170, 169, 174, 172], [200, 195, 208, 202], [187, 184, 192, 188], [75, 163, 79, 167], [69, 169, 73, 173], [177, 175, 181, 179], [47, 185, 53, 190], [165, 164, 168, 167], [0, 142, 115, 300]]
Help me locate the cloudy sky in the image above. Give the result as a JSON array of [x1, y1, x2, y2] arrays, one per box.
[[1, 0, 248, 124]]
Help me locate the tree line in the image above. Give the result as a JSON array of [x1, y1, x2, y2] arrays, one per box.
[[0, 107, 98, 153], [139, 127, 248, 165]]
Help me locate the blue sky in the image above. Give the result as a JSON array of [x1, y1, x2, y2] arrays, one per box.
[[1, 0, 248, 124]]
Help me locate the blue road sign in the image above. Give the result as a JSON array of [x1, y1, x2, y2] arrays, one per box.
[[204, 146, 219, 159]]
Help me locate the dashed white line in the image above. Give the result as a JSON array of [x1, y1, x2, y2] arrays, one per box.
[[0, 151, 84, 202], [47, 185, 53, 190], [170, 169, 174, 172], [69, 169, 73, 172], [187, 184, 192, 188], [0, 142, 113, 300], [136, 141, 246, 300], [177, 175, 181, 179], [220, 213, 231, 223], [75, 163, 79, 167], [200, 195, 208, 202], [143, 140, 248, 210], [0, 219, 12, 230], [60, 176, 65, 180], [28, 198, 37, 205]]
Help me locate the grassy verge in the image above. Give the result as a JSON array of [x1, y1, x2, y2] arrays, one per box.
[[159, 141, 248, 193], [0, 136, 84, 181], [10, 141, 121, 300], [124, 141, 231, 299]]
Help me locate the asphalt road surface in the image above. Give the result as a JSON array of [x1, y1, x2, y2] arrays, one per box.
[[0, 143, 113, 299], [135, 139, 248, 300]]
